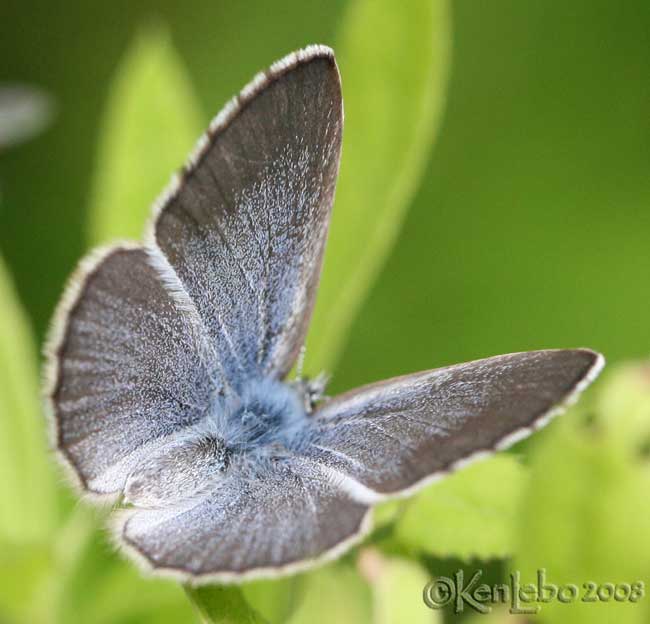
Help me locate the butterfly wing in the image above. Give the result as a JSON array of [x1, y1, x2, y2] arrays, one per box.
[[115, 458, 370, 581], [149, 45, 342, 386], [300, 349, 604, 499], [46, 46, 342, 496], [114, 349, 602, 582], [45, 245, 220, 497]]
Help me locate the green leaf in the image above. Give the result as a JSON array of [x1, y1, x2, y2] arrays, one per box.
[[0, 541, 52, 622], [359, 549, 440, 624], [394, 455, 528, 560], [50, 507, 196, 624], [88, 22, 203, 243], [513, 370, 650, 624], [593, 361, 650, 456], [371, 499, 406, 531], [304, 0, 451, 373], [242, 576, 304, 624], [0, 253, 56, 543], [186, 585, 267, 624], [287, 563, 372, 624]]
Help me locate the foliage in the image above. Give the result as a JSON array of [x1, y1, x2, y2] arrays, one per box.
[[513, 364, 650, 624], [1, 1, 650, 623], [0, 256, 56, 544], [304, 0, 450, 372], [393, 455, 528, 560], [87, 22, 204, 244]]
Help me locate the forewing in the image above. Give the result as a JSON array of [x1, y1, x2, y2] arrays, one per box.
[[117, 459, 370, 581], [46, 245, 219, 496], [302, 349, 604, 498], [150, 46, 343, 385]]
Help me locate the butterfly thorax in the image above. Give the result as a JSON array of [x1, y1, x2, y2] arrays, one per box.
[[223, 378, 312, 456], [124, 379, 314, 508]]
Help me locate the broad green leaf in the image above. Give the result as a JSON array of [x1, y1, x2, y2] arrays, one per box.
[[187, 586, 267, 624], [305, 0, 451, 373], [371, 499, 405, 531], [359, 549, 439, 624], [0, 253, 56, 543], [242, 577, 304, 624], [0, 541, 52, 623], [513, 373, 650, 624], [88, 23, 203, 243], [394, 456, 528, 560], [594, 361, 650, 456], [50, 507, 196, 624], [287, 563, 372, 624]]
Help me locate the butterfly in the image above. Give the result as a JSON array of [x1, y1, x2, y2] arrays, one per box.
[[45, 45, 604, 584]]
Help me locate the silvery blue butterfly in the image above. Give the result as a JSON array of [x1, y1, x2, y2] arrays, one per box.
[[45, 45, 604, 584]]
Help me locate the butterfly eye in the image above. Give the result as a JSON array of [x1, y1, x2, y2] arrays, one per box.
[[290, 374, 328, 413], [306, 376, 328, 411]]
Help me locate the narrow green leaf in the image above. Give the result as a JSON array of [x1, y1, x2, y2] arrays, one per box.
[[305, 0, 451, 372], [0, 253, 56, 543], [359, 549, 440, 624], [187, 585, 268, 624], [88, 22, 203, 243], [513, 370, 650, 624], [394, 456, 528, 560]]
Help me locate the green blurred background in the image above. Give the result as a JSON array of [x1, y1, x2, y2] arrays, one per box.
[[1, 1, 650, 623], [2, 0, 650, 377]]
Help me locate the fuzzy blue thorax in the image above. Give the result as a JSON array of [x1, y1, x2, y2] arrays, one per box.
[[221, 378, 311, 455]]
